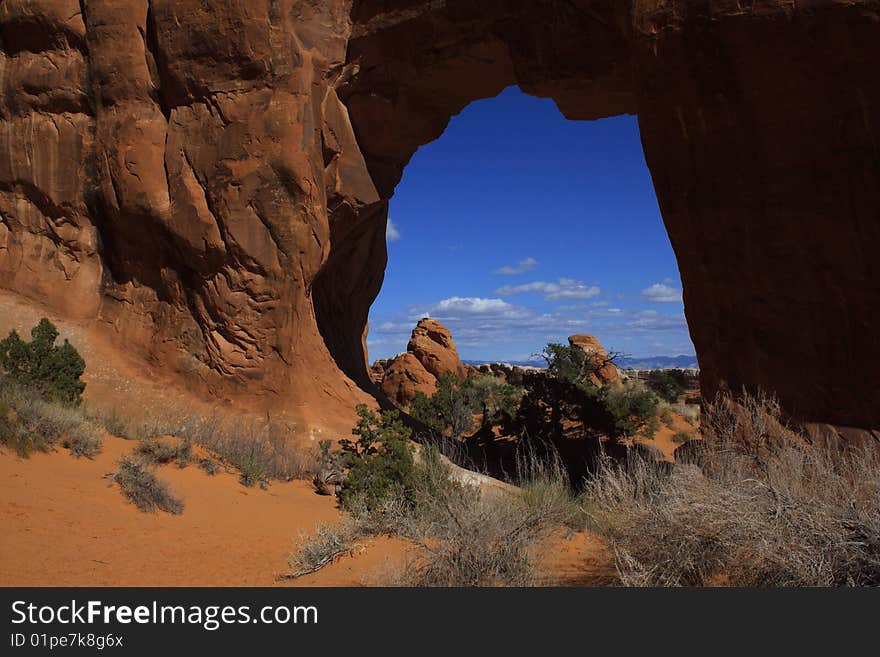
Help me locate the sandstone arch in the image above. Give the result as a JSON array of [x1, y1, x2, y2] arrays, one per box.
[[0, 0, 878, 433]]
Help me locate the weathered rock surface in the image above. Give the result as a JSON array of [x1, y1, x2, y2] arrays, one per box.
[[379, 352, 436, 407], [374, 317, 465, 406], [406, 318, 466, 380], [1, 0, 878, 435], [568, 334, 620, 386]]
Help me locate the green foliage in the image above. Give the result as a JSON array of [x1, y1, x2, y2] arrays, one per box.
[[336, 405, 414, 511], [0, 319, 86, 405], [601, 383, 660, 437], [645, 370, 686, 404], [238, 443, 269, 487], [410, 391, 443, 432], [410, 373, 522, 437], [463, 375, 522, 425], [538, 342, 598, 388], [539, 341, 619, 390]]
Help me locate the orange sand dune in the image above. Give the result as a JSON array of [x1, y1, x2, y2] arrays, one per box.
[[0, 435, 604, 587], [0, 435, 378, 586]]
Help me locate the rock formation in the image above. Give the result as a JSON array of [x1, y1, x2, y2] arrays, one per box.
[[568, 334, 620, 387], [406, 318, 466, 380], [376, 317, 466, 406], [1, 1, 878, 436], [379, 352, 437, 407]]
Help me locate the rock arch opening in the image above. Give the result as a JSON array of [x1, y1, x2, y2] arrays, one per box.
[[1, 1, 877, 436], [364, 86, 694, 376], [313, 0, 880, 431]]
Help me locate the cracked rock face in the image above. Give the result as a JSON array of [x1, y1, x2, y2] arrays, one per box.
[[1, 0, 879, 434]]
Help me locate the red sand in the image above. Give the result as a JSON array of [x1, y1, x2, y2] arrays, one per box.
[[0, 435, 606, 587]]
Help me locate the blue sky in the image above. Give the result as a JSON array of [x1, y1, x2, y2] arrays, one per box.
[[366, 86, 695, 363]]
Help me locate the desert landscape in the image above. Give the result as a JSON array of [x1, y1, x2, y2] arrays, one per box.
[[1, 0, 879, 588]]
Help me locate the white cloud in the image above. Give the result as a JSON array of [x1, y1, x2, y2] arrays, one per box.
[[494, 257, 538, 275], [641, 282, 682, 303], [421, 296, 520, 317], [386, 218, 401, 242], [495, 278, 600, 301]]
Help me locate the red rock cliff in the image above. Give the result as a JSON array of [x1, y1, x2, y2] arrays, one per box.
[[1, 0, 878, 434]]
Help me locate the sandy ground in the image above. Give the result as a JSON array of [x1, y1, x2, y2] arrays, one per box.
[[637, 411, 700, 461], [0, 434, 607, 587]]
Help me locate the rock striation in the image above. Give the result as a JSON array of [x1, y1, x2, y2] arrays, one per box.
[[1, 1, 878, 435]]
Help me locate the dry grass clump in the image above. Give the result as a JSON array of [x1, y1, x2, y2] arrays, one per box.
[[162, 414, 318, 486], [112, 456, 183, 514], [672, 429, 694, 444], [670, 402, 700, 426], [90, 406, 318, 486], [0, 385, 102, 458], [135, 437, 191, 466], [289, 446, 580, 586], [586, 391, 880, 586], [287, 520, 366, 579]]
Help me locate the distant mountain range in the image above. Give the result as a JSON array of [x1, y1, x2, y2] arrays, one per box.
[[615, 355, 699, 370], [464, 355, 699, 370]]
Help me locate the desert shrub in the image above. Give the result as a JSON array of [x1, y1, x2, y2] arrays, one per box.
[[336, 405, 414, 511], [0, 319, 86, 405], [658, 405, 675, 429], [410, 391, 442, 432], [672, 430, 693, 444], [113, 456, 183, 514], [62, 424, 103, 458], [411, 373, 522, 437], [410, 372, 477, 438], [237, 443, 269, 487], [645, 370, 686, 403], [178, 414, 317, 482], [464, 374, 523, 426], [135, 438, 189, 464], [388, 446, 577, 586], [116, 412, 318, 483], [586, 391, 880, 586], [599, 381, 659, 437], [287, 520, 365, 579], [538, 342, 616, 388], [0, 385, 101, 458], [197, 457, 221, 476], [292, 438, 580, 586], [672, 402, 700, 426], [92, 406, 129, 437]]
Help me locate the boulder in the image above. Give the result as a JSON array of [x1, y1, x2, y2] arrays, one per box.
[[379, 353, 437, 407], [568, 335, 620, 387], [407, 318, 466, 380]]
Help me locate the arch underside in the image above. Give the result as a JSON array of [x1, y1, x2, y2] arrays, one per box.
[[318, 0, 880, 429]]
